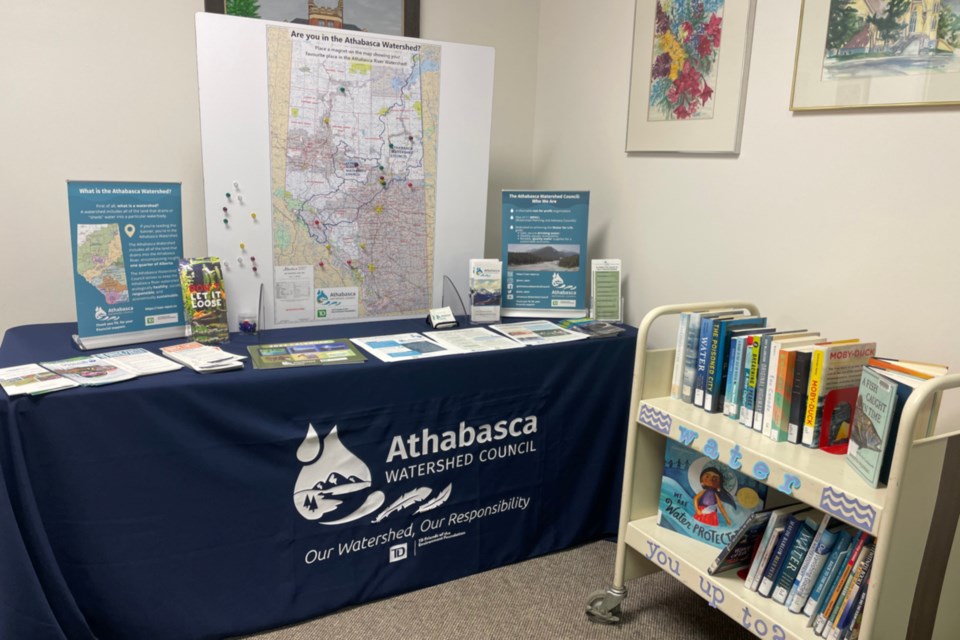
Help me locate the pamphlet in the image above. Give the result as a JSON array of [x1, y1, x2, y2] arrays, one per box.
[[247, 340, 367, 369], [558, 317, 625, 338], [424, 327, 525, 353], [591, 259, 622, 322], [160, 342, 245, 373], [352, 333, 460, 363], [94, 348, 183, 375], [489, 320, 589, 346], [468, 259, 502, 324], [0, 364, 80, 397], [39, 355, 139, 386], [179, 257, 229, 344]]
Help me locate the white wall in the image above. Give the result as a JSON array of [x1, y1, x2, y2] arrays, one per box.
[[530, 0, 960, 429], [0, 1, 208, 338]]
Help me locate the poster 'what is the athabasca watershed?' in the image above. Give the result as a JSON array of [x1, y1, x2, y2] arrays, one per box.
[[68, 181, 184, 343], [267, 26, 440, 324]]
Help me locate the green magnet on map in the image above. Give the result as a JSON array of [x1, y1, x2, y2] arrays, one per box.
[[223, 218, 228, 225], [339, 86, 345, 93], [225, 193, 231, 199]]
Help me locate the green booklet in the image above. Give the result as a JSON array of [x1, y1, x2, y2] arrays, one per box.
[[179, 257, 228, 344], [247, 339, 367, 369]]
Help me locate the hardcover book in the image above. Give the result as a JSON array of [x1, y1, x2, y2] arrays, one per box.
[[681, 310, 738, 403], [744, 502, 809, 591], [761, 335, 822, 439], [757, 514, 802, 597], [772, 516, 820, 604], [179, 257, 228, 344], [704, 316, 766, 413], [672, 312, 692, 399], [754, 331, 815, 435], [657, 440, 767, 549], [708, 502, 801, 576], [802, 341, 877, 451], [803, 529, 854, 617], [788, 349, 815, 444], [846, 365, 944, 487]]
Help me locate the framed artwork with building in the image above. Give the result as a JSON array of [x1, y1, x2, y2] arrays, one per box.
[[204, 0, 420, 38], [791, 0, 960, 110], [625, 0, 757, 154]]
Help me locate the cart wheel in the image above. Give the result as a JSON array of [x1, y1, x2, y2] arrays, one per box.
[[585, 587, 625, 625]]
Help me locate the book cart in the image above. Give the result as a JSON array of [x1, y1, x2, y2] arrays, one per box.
[[586, 302, 960, 639]]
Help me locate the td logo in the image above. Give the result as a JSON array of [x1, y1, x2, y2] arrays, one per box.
[[317, 309, 327, 318], [389, 543, 408, 563]]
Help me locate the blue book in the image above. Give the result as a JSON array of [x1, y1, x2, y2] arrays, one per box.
[[757, 514, 802, 597], [693, 316, 722, 407], [804, 529, 853, 617], [681, 312, 727, 403], [704, 316, 766, 414], [772, 516, 818, 604], [739, 334, 765, 428], [723, 335, 749, 419], [788, 523, 839, 613]]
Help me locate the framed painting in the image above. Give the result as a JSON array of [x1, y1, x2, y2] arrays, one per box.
[[625, 0, 757, 154], [204, 0, 420, 38], [791, 0, 960, 110]]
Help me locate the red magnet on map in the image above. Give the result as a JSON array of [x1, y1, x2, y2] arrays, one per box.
[[252, 265, 258, 273], [250, 256, 256, 262], [314, 220, 320, 226], [319, 261, 324, 267], [222, 206, 228, 213], [407, 182, 413, 188], [346, 259, 352, 266]]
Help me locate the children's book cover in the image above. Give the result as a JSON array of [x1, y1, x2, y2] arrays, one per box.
[[179, 257, 229, 344], [658, 440, 768, 549]]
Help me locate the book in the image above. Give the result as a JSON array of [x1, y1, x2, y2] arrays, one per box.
[[739, 334, 765, 429], [788, 349, 815, 444], [757, 514, 803, 597], [179, 257, 229, 344], [770, 347, 799, 442], [803, 528, 854, 617], [0, 363, 80, 397], [160, 342, 245, 373], [657, 439, 768, 549], [803, 341, 877, 451], [787, 516, 836, 612], [681, 311, 736, 403], [247, 340, 367, 369], [828, 543, 875, 640], [810, 531, 870, 631], [693, 314, 737, 408], [744, 502, 809, 591], [671, 312, 692, 399], [754, 331, 815, 435], [847, 365, 944, 487], [39, 355, 139, 386], [820, 542, 875, 638], [839, 578, 870, 640], [704, 316, 766, 413], [94, 348, 183, 375], [707, 502, 800, 576], [760, 335, 822, 439], [723, 327, 776, 419], [772, 516, 820, 604], [557, 318, 625, 338], [867, 357, 948, 380]]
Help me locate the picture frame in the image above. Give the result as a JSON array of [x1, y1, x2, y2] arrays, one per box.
[[791, 0, 960, 110], [203, 0, 420, 38], [625, 0, 757, 154]]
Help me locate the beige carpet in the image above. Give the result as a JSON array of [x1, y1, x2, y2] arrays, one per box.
[[237, 540, 752, 639]]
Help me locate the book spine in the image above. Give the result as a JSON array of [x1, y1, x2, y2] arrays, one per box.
[[739, 337, 762, 428], [772, 519, 816, 604], [761, 341, 784, 438], [788, 526, 837, 613], [803, 348, 827, 447], [770, 349, 794, 442], [671, 312, 690, 399], [753, 336, 774, 432], [703, 319, 724, 412], [693, 317, 715, 407], [812, 532, 869, 632], [804, 531, 852, 617], [747, 524, 783, 592], [839, 579, 870, 640], [681, 314, 702, 403], [758, 516, 800, 597], [789, 350, 813, 444], [723, 336, 747, 418], [828, 545, 875, 640]]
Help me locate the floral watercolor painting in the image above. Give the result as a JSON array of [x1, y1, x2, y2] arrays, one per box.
[[648, 0, 725, 121]]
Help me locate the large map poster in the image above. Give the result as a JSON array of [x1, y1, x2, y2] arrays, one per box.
[[266, 27, 440, 324]]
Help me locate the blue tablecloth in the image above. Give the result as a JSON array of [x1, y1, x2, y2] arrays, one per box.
[[0, 319, 635, 639]]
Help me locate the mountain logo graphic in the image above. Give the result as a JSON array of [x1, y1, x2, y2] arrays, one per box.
[[294, 423, 454, 525]]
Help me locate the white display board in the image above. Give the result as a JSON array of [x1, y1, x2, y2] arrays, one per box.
[[195, 13, 493, 329]]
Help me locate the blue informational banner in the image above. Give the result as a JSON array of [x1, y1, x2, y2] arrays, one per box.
[[67, 181, 186, 348], [501, 191, 589, 317]]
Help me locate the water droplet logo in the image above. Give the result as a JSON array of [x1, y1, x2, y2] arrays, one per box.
[[293, 423, 384, 523]]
